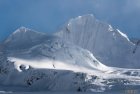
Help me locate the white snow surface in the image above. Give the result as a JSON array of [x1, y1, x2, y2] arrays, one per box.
[[55, 14, 140, 68], [0, 15, 140, 92], [6, 31, 110, 74]]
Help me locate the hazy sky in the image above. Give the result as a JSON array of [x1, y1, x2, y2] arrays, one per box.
[[0, 0, 140, 41]]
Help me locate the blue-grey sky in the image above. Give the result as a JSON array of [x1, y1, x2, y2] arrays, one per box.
[[0, 0, 140, 41]]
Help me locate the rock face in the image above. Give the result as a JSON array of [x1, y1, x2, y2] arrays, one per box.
[[56, 14, 140, 68]]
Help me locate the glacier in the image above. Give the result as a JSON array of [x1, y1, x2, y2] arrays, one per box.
[[0, 15, 140, 93]]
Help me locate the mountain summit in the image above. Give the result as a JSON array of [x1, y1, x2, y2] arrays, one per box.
[[0, 14, 140, 92], [4, 27, 47, 50], [56, 14, 140, 68]]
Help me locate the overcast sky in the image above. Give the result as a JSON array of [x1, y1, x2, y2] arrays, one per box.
[[0, 0, 140, 41]]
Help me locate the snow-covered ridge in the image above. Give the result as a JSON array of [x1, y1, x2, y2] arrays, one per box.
[[56, 14, 140, 68], [116, 29, 130, 41], [6, 26, 46, 42], [1, 34, 140, 92], [12, 26, 30, 34], [3, 27, 48, 50], [0, 14, 140, 92], [5, 34, 110, 73], [0, 30, 115, 92]]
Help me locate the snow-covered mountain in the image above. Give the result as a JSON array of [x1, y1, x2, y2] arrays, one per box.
[[56, 14, 140, 68], [3, 27, 109, 72], [0, 28, 112, 92], [0, 15, 140, 93], [4, 27, 48, 50]]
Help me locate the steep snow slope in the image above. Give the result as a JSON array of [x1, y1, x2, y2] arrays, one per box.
[[55, 14, 140, 68], [5, 28, 109, 73], [1, 27, 140, 92]]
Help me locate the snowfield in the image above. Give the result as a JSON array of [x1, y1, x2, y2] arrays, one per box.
[[0, 14, 140, 93]]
